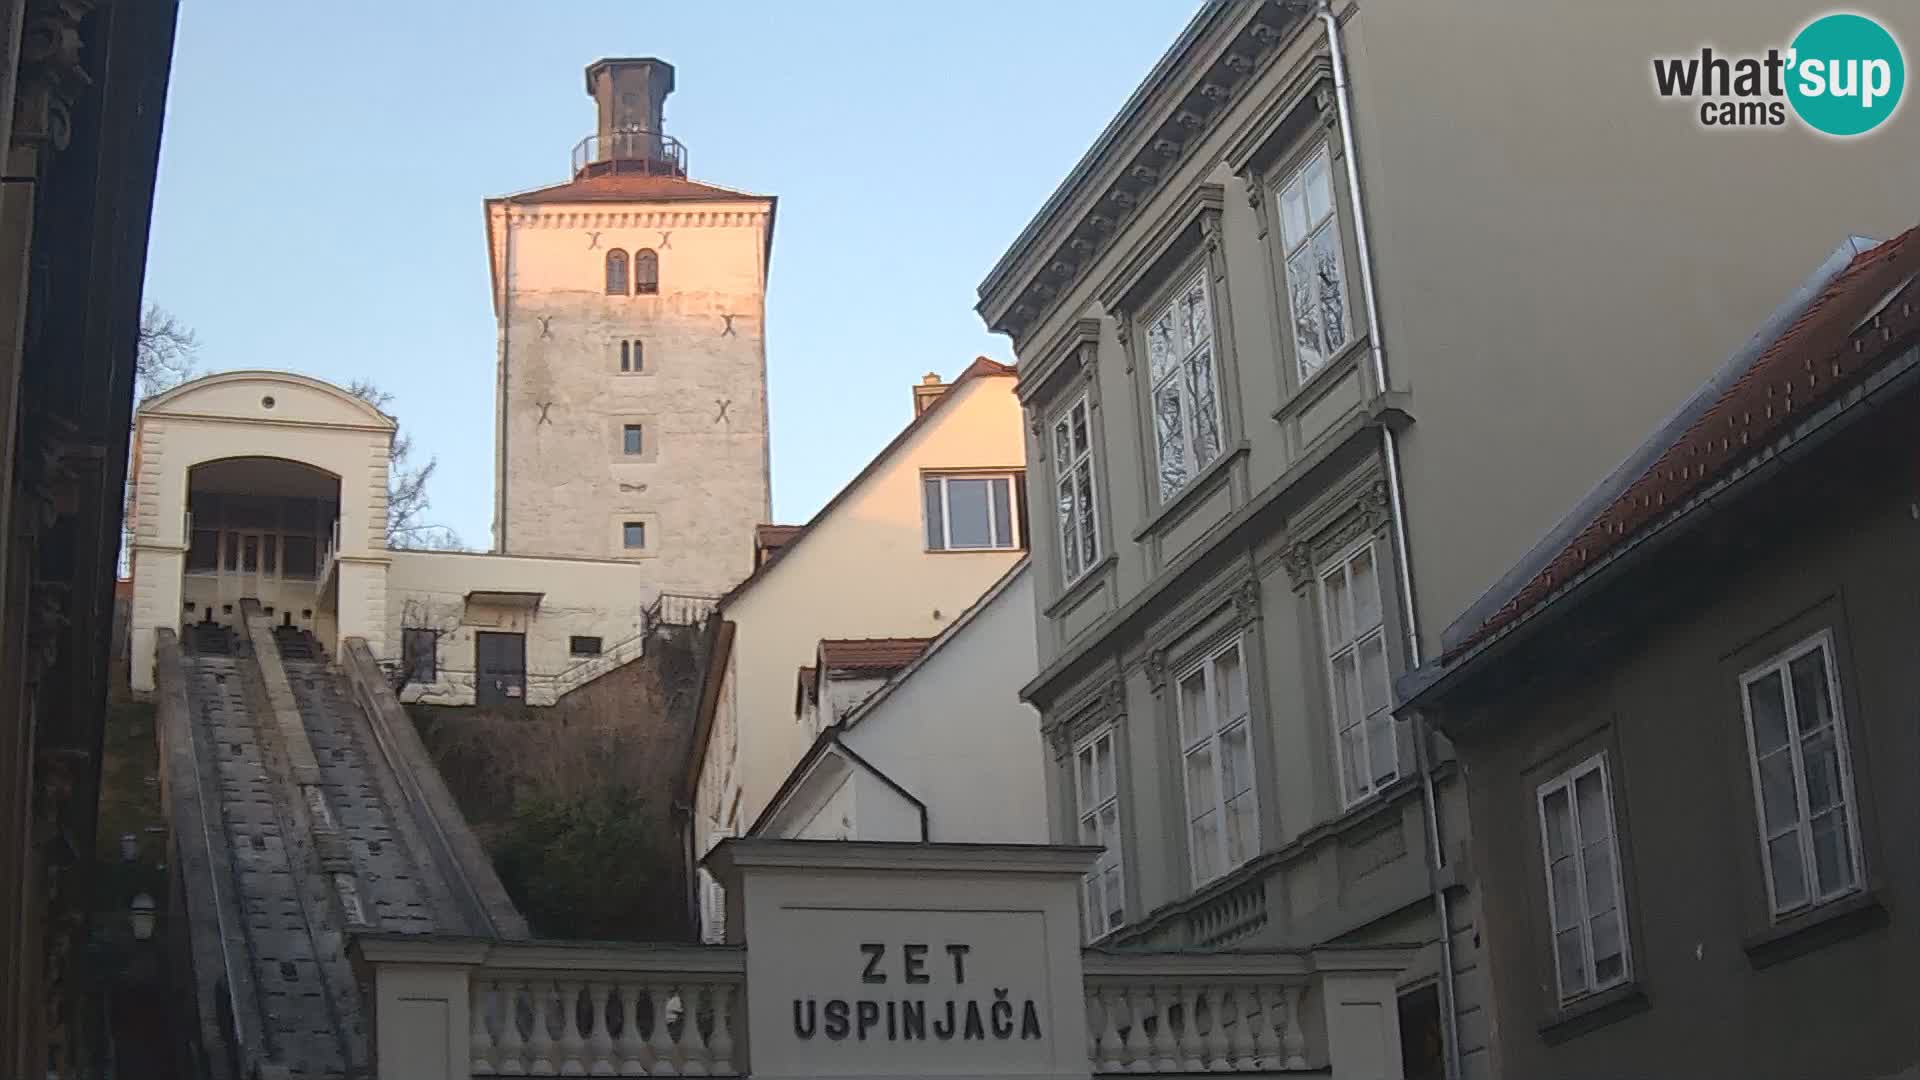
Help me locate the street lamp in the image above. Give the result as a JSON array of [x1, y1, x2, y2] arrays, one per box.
[[129, 894, 156, 942]]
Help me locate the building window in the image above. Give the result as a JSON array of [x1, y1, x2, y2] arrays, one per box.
[[401, 628, 437, 683], [1739, 631, 1862, 918], [605, 249, 630, 295], [186, 528, 219, 573], [1537, 752, 1630, 1003], [282, 536, 317, 579], [1052, 394, 1101, 584], [620, 339, 644, 373], [634, 248, 659, 295], [1073, 726, 1125, 941], [1276, 146, 1352, 380], [622, 521, 646, 549], [569, 635, 603, 657], [1177, 637, 1257, 886], [623, 424, 644, 456], [1321, 538, 1396, 806], [923, 472, 1023, 551], [1146, 269, 1223, 501]]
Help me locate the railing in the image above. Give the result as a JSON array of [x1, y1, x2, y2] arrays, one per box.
[[647, 591, 720, 629], [318, 517, 340, 586], [1081, 952, 1312, 1073], [571, 126, 688, 178], [465, 943, 744, 1077]]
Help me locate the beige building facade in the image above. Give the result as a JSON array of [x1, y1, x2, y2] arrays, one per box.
[[125, 370, 651, 707], [487, 57, 774, 599], [976, 2, 1918, 1078], [684, 361, 1029, 907]]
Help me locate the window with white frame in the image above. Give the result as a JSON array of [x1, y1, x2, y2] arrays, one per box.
[[1321, 539, 1397, 805], [1276, 146, 1352, 380], [1052, 393, 1101, 584], [1537, 753, 1630, 1003], [1739, 632, 1862, 918], [1145, 269, 1224, 501], [923, 472, 1024, 551], [700, 823, 733, 944], [1176, 638, 1258, 885], [1073, 726, 1125, 940]]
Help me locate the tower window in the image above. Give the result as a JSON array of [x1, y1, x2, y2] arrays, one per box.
[[622, 521, 647, 549], [605, 249, 630, 295], [623, 424, 644, 455], [620, 339, 644, 372], [634, 248, 659, 295]]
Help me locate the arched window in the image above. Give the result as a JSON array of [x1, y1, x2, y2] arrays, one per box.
[[605, 249, 629, 295], [634, 248, 659, 295]]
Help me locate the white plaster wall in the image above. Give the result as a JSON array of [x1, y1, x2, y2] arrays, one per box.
[[709, 372, 1027, 833], [841, 566, 1048, 844], [492, 197, 772, 600], [384, 548, 650, 707], [127, 371, 393, 691], [792, 772, 856, 841]]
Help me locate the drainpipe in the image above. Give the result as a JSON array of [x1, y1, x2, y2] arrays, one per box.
[[1315, 3, 1462, 1078], [495, 198, 515, 553]]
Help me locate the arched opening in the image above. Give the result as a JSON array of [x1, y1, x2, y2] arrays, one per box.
[[182, 457, 341, 644], [605, 248, 630, 295], [634, 248, 659, 295]]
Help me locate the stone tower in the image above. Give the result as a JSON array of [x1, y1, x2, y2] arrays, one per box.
[[485, 58, 774, 598]]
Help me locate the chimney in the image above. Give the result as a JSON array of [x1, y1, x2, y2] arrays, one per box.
[[912, 372, 947, 416], [581, 58, 681, 176]]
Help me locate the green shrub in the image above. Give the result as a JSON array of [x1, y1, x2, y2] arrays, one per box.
[[492, 785, 681, 940]]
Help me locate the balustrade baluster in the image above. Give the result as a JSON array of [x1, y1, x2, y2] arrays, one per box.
[[558, 979, 588, 1075], [473, 982, 499, 1075], [708, 984, 736, 1074], [679, 985, 711, 1076], [1176, 985, 1204, 1072], [1115, 986, 1146, 1072], [1251, 986, 1283, 1069], [498, 981, 529, 1076], [1204, 985, 1232, 1070], [616, 981, 647, 1077], [1091, 986, 1120, 1072], [1148, 984, 1177, 1072], [527, 981, 557, 1076], [647, 983, 679, 1076], [588, 981, 615, 1076], [1280, 985, 1307, 1069]]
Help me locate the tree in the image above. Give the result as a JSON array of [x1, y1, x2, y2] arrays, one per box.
[[135, 304, 197, 400], [343, 379, 461, 550]]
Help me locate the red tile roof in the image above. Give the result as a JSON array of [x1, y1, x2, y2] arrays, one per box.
[[1448, 226, 1920, 660], [817, 638, 934, 675], [754, 524, 804, 568], [505, 172, 766, 205]]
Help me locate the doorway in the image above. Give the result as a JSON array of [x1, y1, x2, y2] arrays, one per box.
[[475, 631, 527, 706]]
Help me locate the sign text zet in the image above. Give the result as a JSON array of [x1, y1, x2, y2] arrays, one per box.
[[792, 942, 1044, 1044]]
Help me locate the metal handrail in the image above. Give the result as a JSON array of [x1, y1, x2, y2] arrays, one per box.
[[571, 126, 687, 177]]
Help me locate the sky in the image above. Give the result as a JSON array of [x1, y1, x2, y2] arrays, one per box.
[[144, 1, 1202, 547]]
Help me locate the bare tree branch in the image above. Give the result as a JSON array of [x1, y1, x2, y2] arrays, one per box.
[[344, 378, 462, 550], [136, 304, 197, 399]]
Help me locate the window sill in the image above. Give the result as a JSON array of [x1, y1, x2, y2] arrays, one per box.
[[1742, 888, 1885, 970], [1537, 981, 1648, 1045], [923, 546, 1026, 556], [1044, 554, 1117, 618], [1272, 336, 1368, 424], [1131, 442, 1249, 543]]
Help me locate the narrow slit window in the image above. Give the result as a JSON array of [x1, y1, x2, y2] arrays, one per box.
[[623, 424, 644, 456], [620, 339, 644, 373], [622, 521, 646, 549]]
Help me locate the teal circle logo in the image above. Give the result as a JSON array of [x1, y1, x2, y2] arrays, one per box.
[[1787, 13, 1905, 136]]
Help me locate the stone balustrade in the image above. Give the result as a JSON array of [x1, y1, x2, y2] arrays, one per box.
[[1082, 952, 1313, 1073]]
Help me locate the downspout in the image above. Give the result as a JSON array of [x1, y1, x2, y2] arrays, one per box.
[[1316, 3, 1462, 1079], [495, 198, 514, 553]]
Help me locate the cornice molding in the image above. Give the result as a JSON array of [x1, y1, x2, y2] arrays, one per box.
[[12, 0, 96, 153], [978, 1, 1306, 348], [1094, 182, 1227, 316], [1017, 316, 1104, 407], [502, 208, 770, 230]]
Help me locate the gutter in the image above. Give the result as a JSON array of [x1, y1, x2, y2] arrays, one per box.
[[1313, 3, 1460, 1077]]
